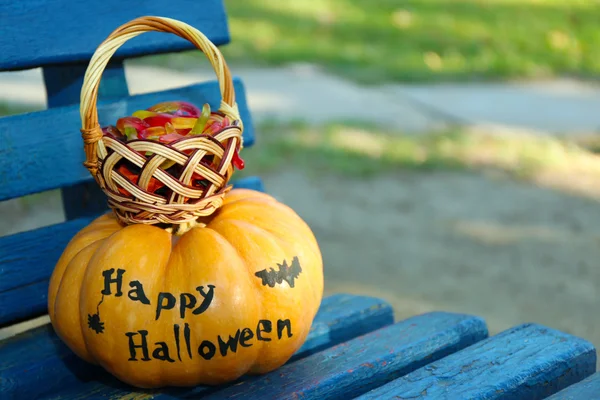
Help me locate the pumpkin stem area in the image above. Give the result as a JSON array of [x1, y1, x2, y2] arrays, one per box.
[[163, 208, 222, 240], [166, 220, 206, 237]]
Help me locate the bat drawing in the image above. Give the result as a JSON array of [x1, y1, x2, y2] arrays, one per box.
[[255, 256, 303, 288]]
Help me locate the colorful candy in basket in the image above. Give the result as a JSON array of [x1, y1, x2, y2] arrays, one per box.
[[102, 101, 245, 196]]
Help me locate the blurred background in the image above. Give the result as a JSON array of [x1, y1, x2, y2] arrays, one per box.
[[2, 0, 600, 356]]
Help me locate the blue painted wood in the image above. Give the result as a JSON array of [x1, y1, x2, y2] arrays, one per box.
[[60, 181, 111, 220], [44, 61, 129, 108], [0, 294, 394, 400], [197, 312, 488, 400], [0, 280, 50, 327], [0, 338, 103, 400], [0, 0, 230, 71], [44, 61, 130, 220], [0, 217, 94, 326], [232, 176, 265, 192], [356, 323, 597, 400], [0, 175, 261, 327], [0, 77, 255, 201], [0, 217, 94, 296], [546, 372, 600, 400], [0, 324, 56, 371]]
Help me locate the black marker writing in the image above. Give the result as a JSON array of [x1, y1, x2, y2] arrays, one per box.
[[255, 256, 303, 288]]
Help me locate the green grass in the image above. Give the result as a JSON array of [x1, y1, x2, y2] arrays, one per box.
[[131, 0, 600, 83], [0, 102, 41, 116], [237, 121, 600, 188]]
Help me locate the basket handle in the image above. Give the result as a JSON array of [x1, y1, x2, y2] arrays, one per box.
[[79, 16, 240, 178]]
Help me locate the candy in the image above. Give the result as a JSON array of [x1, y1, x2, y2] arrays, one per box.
[[139, 126, 166, 140], [171, 117, 197, 130], [102, 125, 123, 140], [159, 132, 186, 144], [116, 116, 149, 132], [165, 122, 176, 135], [116, 117, 149, 140], [190, 104, 212, 135], [204, 116, 230, 136], [102, 101, 244, 196], [132, 110, 158, 120], [117, 164, 165, 195], [123, 127, 138, 141], [232, 149, 245, 170], [147, 101, 201, 118], [143, 113, 175, 128]]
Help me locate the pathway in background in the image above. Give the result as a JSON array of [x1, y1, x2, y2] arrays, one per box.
[[2, 63, 600, 136]]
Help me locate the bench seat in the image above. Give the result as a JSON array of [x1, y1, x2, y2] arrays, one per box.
[[1, 294, 597, 399], [547, 372, 600, 400]]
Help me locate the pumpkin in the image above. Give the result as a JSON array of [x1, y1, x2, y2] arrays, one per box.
[[47, 189, 324, 388]]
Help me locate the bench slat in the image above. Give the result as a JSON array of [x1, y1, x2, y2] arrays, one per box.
[[0, 77, 255, 201], [0, 0, 230, 71], [229, 176, 265, 192], [0, 176, 263, 326], [0, 281, 50, 328], [0, 294, 394, 400], [44, 61, 132, 220], [43, 61, 129, 109], [0, 217, 93, 295], [60, 181, 112, 220], [0, 217, 94, 325], [546, 372, 600, 400], [356, 323, 596, 400], [197, 312, 487, 400]]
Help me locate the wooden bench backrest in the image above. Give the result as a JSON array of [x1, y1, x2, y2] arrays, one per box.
[[0, 0, 258, 327]]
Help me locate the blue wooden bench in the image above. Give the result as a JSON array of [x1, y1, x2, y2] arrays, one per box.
[[0, 1, 598, 399]]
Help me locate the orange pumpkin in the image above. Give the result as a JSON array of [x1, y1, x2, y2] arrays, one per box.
[[47, 189, 324, 388]]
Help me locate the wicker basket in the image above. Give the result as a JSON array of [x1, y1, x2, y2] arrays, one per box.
[[80, 16, 243, 235]]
